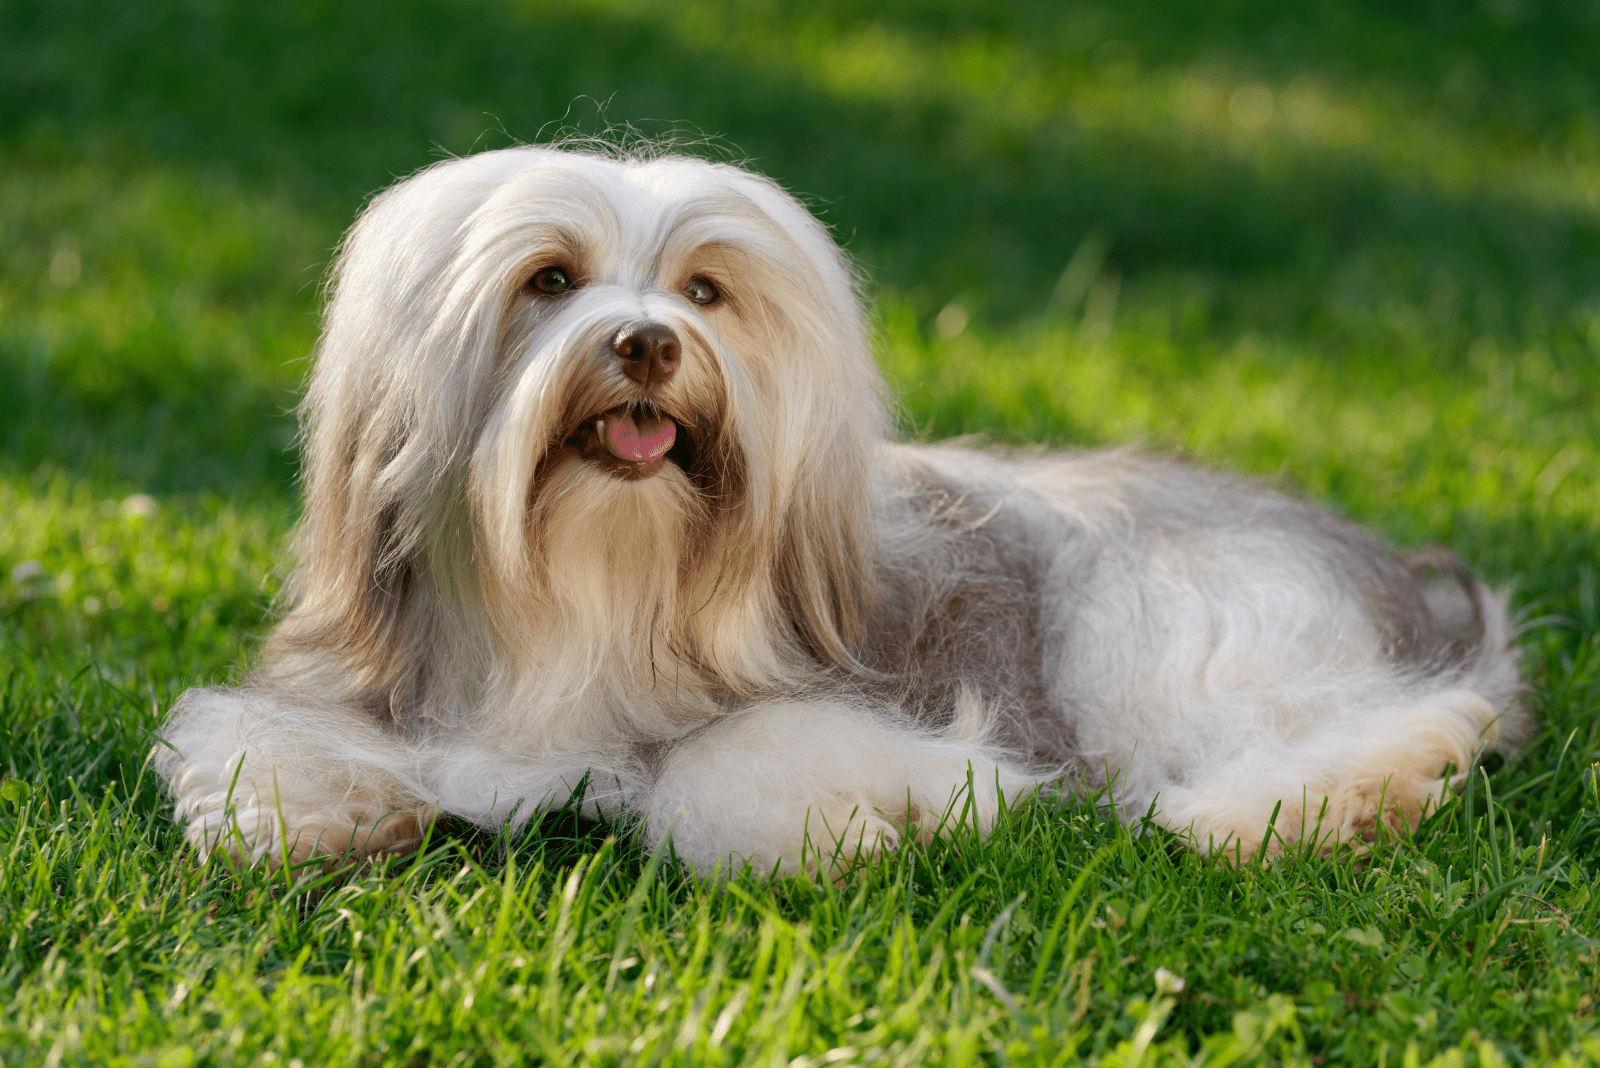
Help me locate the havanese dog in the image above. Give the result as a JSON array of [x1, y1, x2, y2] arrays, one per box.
[[155, 144, 1526, 875]]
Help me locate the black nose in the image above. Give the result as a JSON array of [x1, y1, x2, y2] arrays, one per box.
[[612, 322, 681, 388]]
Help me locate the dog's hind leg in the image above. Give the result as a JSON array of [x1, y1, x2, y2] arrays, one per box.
[[1153, 687, 1504, 858], [642, 695, 1041, 877], [153, 686, 433, 866]]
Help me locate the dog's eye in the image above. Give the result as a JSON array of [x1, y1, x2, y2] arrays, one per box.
[[684, 276, 719, 305], [529, 266, 575, 295]]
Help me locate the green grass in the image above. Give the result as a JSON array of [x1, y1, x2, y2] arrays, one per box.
[[3, 0, 1600, 1064]]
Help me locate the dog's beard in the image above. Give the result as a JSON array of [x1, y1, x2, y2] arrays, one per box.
[[527, 452, 711, 695]]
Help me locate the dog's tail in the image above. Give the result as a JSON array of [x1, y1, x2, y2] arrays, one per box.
[[1404, 545, 1528, 752]]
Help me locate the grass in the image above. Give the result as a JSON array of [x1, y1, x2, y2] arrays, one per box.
[[3, 0, 1599, 1064]]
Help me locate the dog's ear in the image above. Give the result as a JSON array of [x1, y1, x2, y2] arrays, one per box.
[[753, 249, 885, 669], [705, 168, 890, 670], [266, 380, 423, 715], [267, 152, 552, 708], [261, 166, 489, 712], [773, 458, 876, 667]]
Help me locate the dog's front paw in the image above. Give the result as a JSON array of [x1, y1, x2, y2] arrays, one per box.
[[163, 753, 430, 867], [642, 699, 1032, 878], [155, 687, 437, 867], [797, 795, 937, 876], [650, 788, 928, 879]]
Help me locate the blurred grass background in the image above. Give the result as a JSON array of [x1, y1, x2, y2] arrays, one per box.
[[3, 1, 1600, 1064]]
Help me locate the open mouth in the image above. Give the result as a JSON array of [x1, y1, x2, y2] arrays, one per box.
[[564, 402, 696, 480]]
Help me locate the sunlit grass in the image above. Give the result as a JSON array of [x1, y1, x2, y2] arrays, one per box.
[[5, 737, 1600, 1065], [650, 1, 1600, 214], [0, 157, 317, 490], [881, 300, 1598, 526]]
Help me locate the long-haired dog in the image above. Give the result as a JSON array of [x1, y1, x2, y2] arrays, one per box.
[[155, 145, 1526, 874]]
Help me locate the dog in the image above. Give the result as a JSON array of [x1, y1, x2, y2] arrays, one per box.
[[154, 144, 1526, 875]]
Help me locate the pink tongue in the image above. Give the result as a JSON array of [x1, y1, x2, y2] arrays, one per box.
[[602, 409, 676, 462]]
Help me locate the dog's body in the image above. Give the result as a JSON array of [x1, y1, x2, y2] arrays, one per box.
[[155, 146, 1524, 873]]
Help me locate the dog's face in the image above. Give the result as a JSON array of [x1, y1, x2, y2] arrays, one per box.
[[280, 148, 888, 711]]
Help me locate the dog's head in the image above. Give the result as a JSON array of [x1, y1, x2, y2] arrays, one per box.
[[279, 147, 887, 708]]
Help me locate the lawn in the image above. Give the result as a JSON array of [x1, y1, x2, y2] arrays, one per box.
[[3, 0, 1599, 1064]]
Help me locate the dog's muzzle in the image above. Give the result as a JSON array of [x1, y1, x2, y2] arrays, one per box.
[[563, 321, 693, 481]]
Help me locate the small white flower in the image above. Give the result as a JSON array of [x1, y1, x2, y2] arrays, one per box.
[[1154, 967, 1186, 994]]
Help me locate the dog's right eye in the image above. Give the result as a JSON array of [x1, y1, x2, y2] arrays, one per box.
[[528, 266, 575, 295]]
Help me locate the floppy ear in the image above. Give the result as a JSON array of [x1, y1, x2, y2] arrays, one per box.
[[760, 283, 882, 668], [262, 159, 509, 711], [269, 385, 415, 704], [265, 249, 428, 714], [728, 171, 887, 668], [773, 443, 877, 666], [264, 150, 562, 710]]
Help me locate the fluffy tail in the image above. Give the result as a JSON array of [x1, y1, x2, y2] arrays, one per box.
[[1406, 545, 1528, 751]]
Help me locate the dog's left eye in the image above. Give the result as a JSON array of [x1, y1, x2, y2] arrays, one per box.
[[529, 266, 575, 295], [684, 276, 719, 305]]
